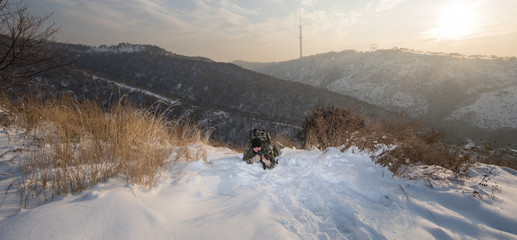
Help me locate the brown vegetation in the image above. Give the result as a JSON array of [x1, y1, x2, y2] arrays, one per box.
[[300, 106, 516, 176], [0, 94, 209, 207]]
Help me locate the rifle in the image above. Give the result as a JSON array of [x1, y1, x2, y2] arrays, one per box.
[[256, 150, 278, 170]]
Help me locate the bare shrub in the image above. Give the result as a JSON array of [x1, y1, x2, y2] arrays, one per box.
[[465, 143, 516, 170], [375, 138, 470, 176], [298, 106, 507, 177], [300, 106, 366, 150]]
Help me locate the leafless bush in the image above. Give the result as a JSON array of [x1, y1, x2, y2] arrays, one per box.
[[299, 106, 514, 177], [375, 138, 470, 176], [300, 106, 366, 150]]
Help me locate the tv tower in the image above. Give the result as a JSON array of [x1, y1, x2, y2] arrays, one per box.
[[299, 11, 303, 59]]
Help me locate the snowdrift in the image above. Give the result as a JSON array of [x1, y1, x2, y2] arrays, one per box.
[[1, 142, 517, 239]]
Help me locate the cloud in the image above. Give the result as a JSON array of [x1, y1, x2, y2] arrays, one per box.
[[43, 0, 191, 31], [37, 0, 362, 44], [373, 0, 408, 12], [301, 0, 318, 7], [419, 0, 517, 42], [188, 0, 251, 31], [27, 0, 517, 61]]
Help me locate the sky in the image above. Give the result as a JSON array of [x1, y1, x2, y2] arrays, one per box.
[[23, 0, 517, 62]]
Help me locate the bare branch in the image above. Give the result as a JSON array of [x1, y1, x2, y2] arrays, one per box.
[[0, 0, 65, 92]]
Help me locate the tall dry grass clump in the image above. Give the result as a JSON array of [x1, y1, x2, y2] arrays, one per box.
[[1, 95, 209, 207]]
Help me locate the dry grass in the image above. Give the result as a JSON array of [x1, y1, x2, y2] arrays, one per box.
[[300, 106, 515, 176], [1, 95, 209, 207], [272, 133, 301, 149]]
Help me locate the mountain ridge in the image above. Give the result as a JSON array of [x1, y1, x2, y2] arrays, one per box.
[[234, 49, 517, 146], [31, 43, 396, 145]]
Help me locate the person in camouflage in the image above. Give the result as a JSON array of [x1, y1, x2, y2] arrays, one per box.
[[243, 138, 282, 169]]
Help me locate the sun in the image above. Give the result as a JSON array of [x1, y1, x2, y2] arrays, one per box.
[[426, 2, 479, 40]]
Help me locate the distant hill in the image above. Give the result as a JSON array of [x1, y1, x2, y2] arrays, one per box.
[[234, 49, 517, 146], [30, 43, 395, 145]]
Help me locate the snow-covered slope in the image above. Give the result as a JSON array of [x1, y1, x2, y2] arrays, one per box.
[[447, 85, 517, 129], [236, 50, 517, 132], [1, 128, 516, 239]]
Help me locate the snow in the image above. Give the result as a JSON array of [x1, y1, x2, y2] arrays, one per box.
[[447, 85, 517, 129], [89, 74, 180, 106], [87, 44, 145, 54], [1, 130, 517, 239]]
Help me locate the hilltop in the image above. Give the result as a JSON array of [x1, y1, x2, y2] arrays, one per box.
[[1, 128, 516, 239], [234, 49, 517, 146]]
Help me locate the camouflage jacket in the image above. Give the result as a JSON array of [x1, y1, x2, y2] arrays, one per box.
[[242, 142, 276, 168]]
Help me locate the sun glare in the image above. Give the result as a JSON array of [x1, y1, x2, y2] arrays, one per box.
[[428, 2, 479, 40]]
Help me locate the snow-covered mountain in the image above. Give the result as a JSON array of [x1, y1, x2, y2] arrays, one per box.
[[235, 49, 517, 146], [31, 43, 395, 146], [447, 85, 517, 130]]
